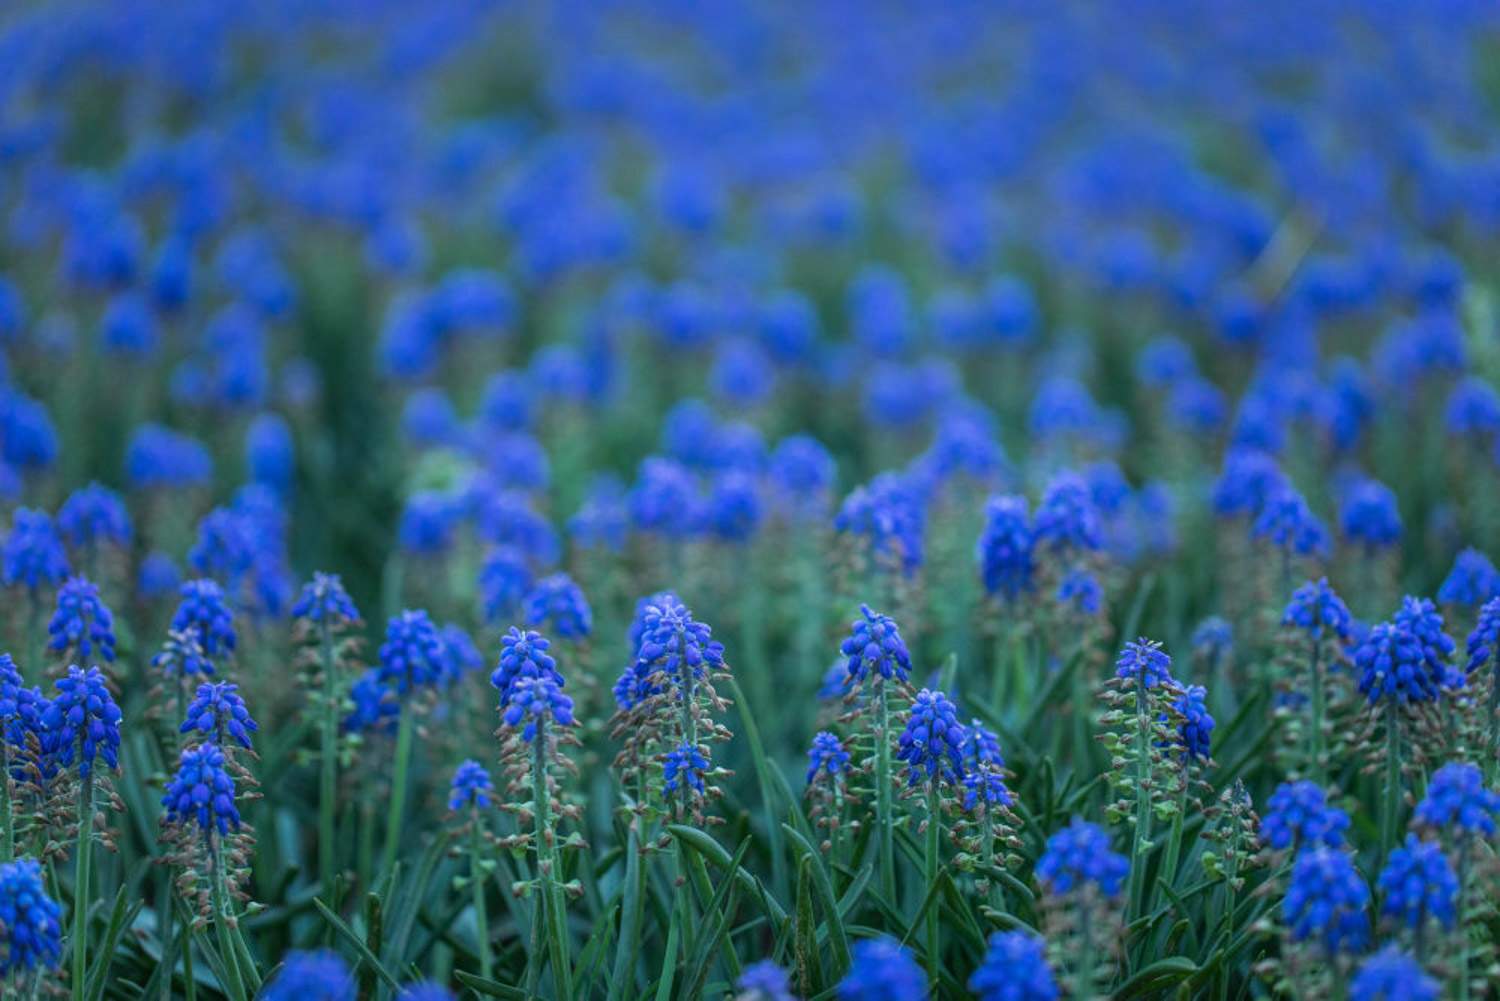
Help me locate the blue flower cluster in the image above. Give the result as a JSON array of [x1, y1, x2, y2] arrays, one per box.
[[1377, 834, 1457, 931], [968, 931, 1058, 1001], [41, 665, 122, 778], [492, 627, 562, 704], [291, 572, 360, 627], [448, 760, 495, 811], [807, 731, 850, 784], [0, 859, 62, 978], [2, 510, 70, 592], [171, 579, 238, 662], [1283, 846, 1370, 955], [896, 689, 967, 789], [1413, 762, 1500, 836], [976, 496, 1034, 600], [377, 610, 449, 694], [1282, 578, 1353, 643], [1349, 947, 1439, 1001], [47, 577, 116, 662], [180, 682, 259, 749], [1259, 781, 1350, 851], [502, 675, 576, 743], [523, 573, 593, 640], [836, 938, 926, 1001], [1116, 637, 1175, 690], [1036, 818, 1129, 898], [162, 744, 240, 835], [841, 605, 913, 686]]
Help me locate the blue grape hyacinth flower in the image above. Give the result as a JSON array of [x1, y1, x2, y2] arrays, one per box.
[[1168, 685, 1214, 761], [836, 938, 926, 1001], [56, 483, 132, 551], [47, 576, 116, 662], [523, 573, 593, 640], [1440, 549, 1500, 607], [662, 742, 711, 796], [448, 759, 495, 811], [492, 627, 562, 705], [736, 959, 796, 1001], [1259, 781, 1350, 851], [976, 495, 1034, 600], [807, 731, 850, 784], [1413, 762, 1500, 836], [503, 675, 576, 743], [377, 610, 448, 694], [180, 681, 258, 749], [1349, 946, 1439, 1001], [1116, 637, 1175, 690], [1036, 818, 1129, 898], [1377, 834, 1457, 930], [896, 688, 967, 789], [171, 579, 238, 660], [841, 605, 912, 686], [291, 572, 360, 626], [1283, 846, 1370, 956], [41, 665, 121, 778], [969, 930, 1058, 1001], [1282, 578, 1354, 643], [162, 744, 240, 835], [0, 858, 63, 978], [2, 509, 70, 593], [260, 950, 355, 1001]]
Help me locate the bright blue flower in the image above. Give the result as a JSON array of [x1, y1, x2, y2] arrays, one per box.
[[0, 394, 58, 472], [1393, 596, 1458, 688], [1191, 617, 1234, 668], [47, 577, 115, 663], [2, 510, 70, 592], [769, 435, 835, 520], [1445, 376, 1500, 436], [171, 580, 237, 660], [0, 859, 63, 977], [523, 574, 592, 640], [478, 547, 533, 625], [504, 675, 576, 742], [849, 265, 914, 358], [1467, 597, 1500, 676], [126, 424, 212, 488], [1136, 336, 1196, 388], [41, 665, 122, 778], [478, 370, 534, 434], [1166, 377, 1227, 434], [491, 627, 562, 705], [568, 477, 629, 552], [1340, 480, 1401, 548], [628, 457, 700, 538], [151, 630, 214, 680], [1032, 472, 1102, 554], [401, 389, 460, 447], [1056, 569, 1102, 615], [1036, 818, 1129, 898], [835, 473, 925, 573], [343, 670, 399, 735], [260, 950, 354, 1001], [1378, 834, 1457, 931], [896, 689, 966, 789], [99, 291, 160, 355], [711, 338, 775, 407], [759, 290, 819, 363], [1440, 549, 1500, 607], [976, 496, 1034, 600], [139, 551, 181, 599], [162, 744, 240, 835], [378, 611, 448, 695], [706, 471, 763, 543], [969, 930, 1058, 1001], [292, 573, 360, 626], [1169, 685, 1214, 761], [807, 731, 850, 784], [1282, 578, 1354, 643], [963, 720, 1005, 770], [180, 682, 258, 749], [1414, 762, 1500, 836], [1349, 946, 1440, 1001], [1211, 448, 1287, 518], [1116, 637, 1174, 690], [1284, 846, 1370, 956], [399, 491, 461, 556], [961, 768, 1014, 812], [448, 759, 494, 811], [736, 960, 796, 1001], [663, 742, 710, 796], [1355, 620, 1437, 704], [1260, 781, 1350, 851], [56, 483, 132, 550], [841, 605, 912, 686], [1027, 378, 1119, 448], [836, 938, 926, 1001], [189, 508, 256, 590], [1252, 487, 1329, 558], [246, 412, 295, 491]]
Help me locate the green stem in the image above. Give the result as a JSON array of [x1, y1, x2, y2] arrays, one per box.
[[471, 821, 492, 980], [532, 719, 571, 1001], [1486, 666, 1500, 789], [1151, 779, 1187, 923], [319, 624, 339, 894], [1128, 680, 1153, 925], [1307, 641, 1325, 785], [875, 683, 896, 901], [607, 822, 645, 1001], [382, 705, 417, 876], [1, 743, 13, 862], [1381, 700, 1402, 859], [71, 768, 94, 996], [1457, 837, 1472, 1001], [183, 923, 196, 1001], [209, 835, 249, 1001], [924, 787, 942, 983]]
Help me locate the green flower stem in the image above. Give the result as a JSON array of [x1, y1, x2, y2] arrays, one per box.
[[1, 742, 14, 863], [470, 820, 493, 981], [318, 623, 340, 894], [1486, 668, 1500, 789], [1150, 779, 1188, 924], [71, 766, 95, 997], [1307, 640, 1325, 786], [607, 818, 646, 1001], [1457, 836, 1472, 1001], [1128, 680, 1153, 924], [1380, 699, 1401, 859], [875, 682, 896, 901], [532, 718, 572, 1001], [182, 920, 196, 1001], [924, 787, 942, 982], [382, 704, 417, 876], [209, 834, 249, 1001]]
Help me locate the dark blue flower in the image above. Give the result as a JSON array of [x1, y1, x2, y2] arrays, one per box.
[[1445, 376, 1500, 436], [399, 491, 461, 556], [961, 768, 1013, 812], [834, 473, 924, 573], [171, 579, 237, 661], [1355, 621, 1437, 704], [663, 742, 710, 796], [1284, 846, 1370, 956], [246, 412, 295, 491], [47, 577, 115, 663], [524, 574, 592, 640], [1378, 834, 1457, 931], [963, 719, 1005, 770], [568, 477, 629, 552], [1169, 685, 1214, 761], [260, 950, 354, 1001], [769, 435, 835, 520], [1440, 550, 1500, 608], [491, 627, 562, 705], [180, 682, 258, 749], [477, 546, 533, 625], [1393, 596, 1458, 688], [976, 496, 1034, 600], [1467, 597, 1500, 676], [448, 759, 494, 811], [1349, 946, 1439, 1001], [41, 665, 121, 778], [841, 605, 912, 686], [1282, 578, 1354, 643], [969, 930, 1058, 1001], [1032, 472, 1102, 554], [1056, 569, 1102, 615], [291, 573, 360, 627], [2, 510, 70, 592], [139, 551, 181, 600], [631, 595, 725, 689], [1036, 818, 1129, 898], [377, 610, 448, 695], [1252, 487, 1329, 558], [0, 859, 63, 977], [0, 394, 58, 472], [896, 689, 967, 789], [1414, 762, 1500, 836], [56, 483, 132, 550], [836, 938, 926, 1001], [162, 744, 240, 835], [126, 424, 212, 489], [628, 457, 700, 538], [706, 471, 763, 543], [807, 731, 850, 784], [343, 670, 399, 735], [736, 960, 796, 1001], [1339, 480, 1401, 549], [1116, 637, 1175, 690], [1211, 448, 1287, 519], [503, 675, 576, 743], [1260, 781, 1350, 851]]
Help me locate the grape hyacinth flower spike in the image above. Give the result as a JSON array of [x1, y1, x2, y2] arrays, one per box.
[[449, 759, 497, 979], [0, 858, 63, 990], [1035, 818, 1129, 998]]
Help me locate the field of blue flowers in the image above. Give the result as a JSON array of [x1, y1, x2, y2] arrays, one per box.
[[3, 2, 1500, 999]]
